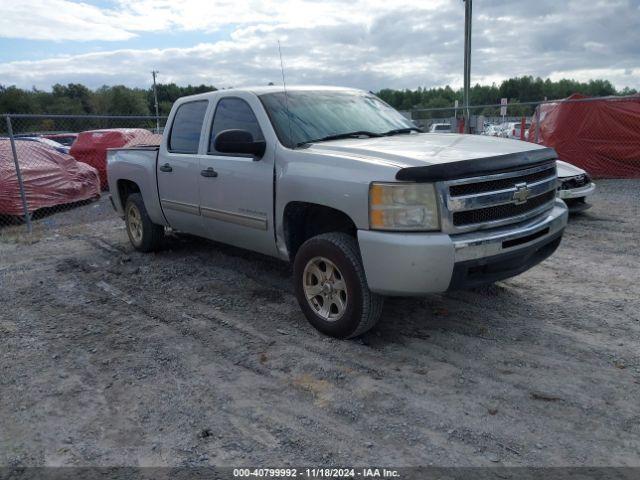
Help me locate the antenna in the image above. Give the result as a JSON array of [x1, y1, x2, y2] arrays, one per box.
[[278, 40, 294, 147]]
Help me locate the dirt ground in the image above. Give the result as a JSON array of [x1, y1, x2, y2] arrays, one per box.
[[1, 180, 639, 468]]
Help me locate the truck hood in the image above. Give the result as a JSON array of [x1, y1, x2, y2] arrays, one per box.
[[305, 133, 549, 169]]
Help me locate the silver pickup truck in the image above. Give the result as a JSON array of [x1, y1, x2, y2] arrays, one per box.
[[107, 86, 568, 339]]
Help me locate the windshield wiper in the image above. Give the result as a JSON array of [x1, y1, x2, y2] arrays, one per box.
[[381, 127, 424, 136], [296, 131, 383, 147]]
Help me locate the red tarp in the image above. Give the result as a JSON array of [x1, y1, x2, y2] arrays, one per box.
[[529, 93, 640, 178], [123, 133, 162, 148], [0, 139, 100, 216], [70, 129, 152, 189]]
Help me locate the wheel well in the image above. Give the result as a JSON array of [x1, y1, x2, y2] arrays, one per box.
[[117, 180, 140, 210], [283, 202, 357, 260]]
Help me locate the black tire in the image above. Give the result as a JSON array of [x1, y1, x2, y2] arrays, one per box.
[[293, 232, 384, 339], [124, 193, 164, 252]]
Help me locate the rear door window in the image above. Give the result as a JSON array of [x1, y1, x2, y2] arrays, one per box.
[[209, 97, 264, 154], [168, 100, 208, 153]]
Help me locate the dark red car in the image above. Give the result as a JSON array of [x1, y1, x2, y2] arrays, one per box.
[[70, 129, 153, 189]]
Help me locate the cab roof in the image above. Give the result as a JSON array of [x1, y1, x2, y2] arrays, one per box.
[[177, 85, 365, 102]]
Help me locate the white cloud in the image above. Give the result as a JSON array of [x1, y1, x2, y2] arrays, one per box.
[[0, 0, 448, 41], [0, 0, 136, 41], [0, 0, 639, 91]]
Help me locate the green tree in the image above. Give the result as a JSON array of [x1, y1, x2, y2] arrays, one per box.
[[94, 85, 150, 115], [0, 77, 633, 118], [50, 83, 96, 113], [147, 83, 217, 115], [0, 85, 38, 113]]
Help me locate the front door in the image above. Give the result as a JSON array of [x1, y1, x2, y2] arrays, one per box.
[[198, 95, 277, 256]]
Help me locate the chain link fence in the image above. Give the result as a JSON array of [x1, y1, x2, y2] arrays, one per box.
[[1, 115, 166, 239], [2, 96, 639, 238]]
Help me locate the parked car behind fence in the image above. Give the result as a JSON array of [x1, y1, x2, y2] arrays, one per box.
[[43, 133, 78, 147], [0, 139, 100, 217], [17, 136, 70, 155], [556, 160, 596, 212], [529, 93, 640, 178], [428, 122, 453, 133], [70, 128, 156, 190], [0, 115, 164, 231]]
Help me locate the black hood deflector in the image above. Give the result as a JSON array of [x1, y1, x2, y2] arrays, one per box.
[[395, 147, 558, 182]]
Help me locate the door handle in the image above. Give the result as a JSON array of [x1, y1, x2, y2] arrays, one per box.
[[159, 163, 173, 173], [201, 167, 218, 178]]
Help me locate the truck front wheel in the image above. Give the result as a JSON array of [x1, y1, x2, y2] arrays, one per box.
[[293, 233, 384, 339], [124, 193, 164, 252]]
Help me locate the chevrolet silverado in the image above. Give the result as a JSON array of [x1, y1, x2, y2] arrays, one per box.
[[107, 86, 568, 338]]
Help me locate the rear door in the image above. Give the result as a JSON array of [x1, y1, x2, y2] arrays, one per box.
[[157, 99, 208, 235], [198, 94, 277, 256]]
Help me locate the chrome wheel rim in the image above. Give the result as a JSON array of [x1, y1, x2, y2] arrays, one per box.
[[303, 256, 348, 322], [126, 204, 143, 245]]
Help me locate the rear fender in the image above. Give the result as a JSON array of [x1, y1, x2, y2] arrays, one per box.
[[107, 148, 168, 226]]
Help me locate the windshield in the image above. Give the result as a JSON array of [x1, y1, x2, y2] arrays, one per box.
[[259, 90, 416, 148]]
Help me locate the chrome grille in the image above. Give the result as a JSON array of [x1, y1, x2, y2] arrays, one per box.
[[449, 166, 556, 196], [438, 162, 558, 233], [452, 190, 556, 226]]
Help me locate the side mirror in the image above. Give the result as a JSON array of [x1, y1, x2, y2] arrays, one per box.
[[214, 129, 266, 158]]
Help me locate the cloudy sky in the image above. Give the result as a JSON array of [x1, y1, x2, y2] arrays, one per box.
[[1, 0, 639, 91]]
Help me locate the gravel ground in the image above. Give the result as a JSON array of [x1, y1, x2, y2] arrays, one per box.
[[1, 180, 639, 468]]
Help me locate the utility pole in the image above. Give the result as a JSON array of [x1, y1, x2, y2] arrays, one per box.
[[463, 0, 472, 133], [151, 70, 160, 132]]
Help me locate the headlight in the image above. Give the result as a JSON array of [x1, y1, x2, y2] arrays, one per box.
[[369, 182, 440, 231]]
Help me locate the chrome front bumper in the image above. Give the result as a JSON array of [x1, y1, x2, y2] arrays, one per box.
[[558, 182, 596, 200], [451, 199, 568, 262], [358, 200, 568, 296]]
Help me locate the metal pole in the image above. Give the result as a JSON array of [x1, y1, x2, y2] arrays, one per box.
[[152, 70, 160, 132], [5, 116, 32, 233], [463, 0, 472, 133]]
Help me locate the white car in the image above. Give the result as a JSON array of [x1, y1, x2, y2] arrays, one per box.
[[483, 124, 501, 136], [495, 122, 511, 137], [557, 160, 596, 212], [428, 123, 452, 133], [503, 122, 531, 140]]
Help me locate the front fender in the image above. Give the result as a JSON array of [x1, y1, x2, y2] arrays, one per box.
[[274, 146, 399, 259]]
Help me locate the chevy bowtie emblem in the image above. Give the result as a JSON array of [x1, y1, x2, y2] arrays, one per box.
[[513, 182, 531, 204]]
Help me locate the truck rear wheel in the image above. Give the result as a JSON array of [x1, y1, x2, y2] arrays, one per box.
[[125, 193, 164, 252], [293, 233, 384, 339]]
